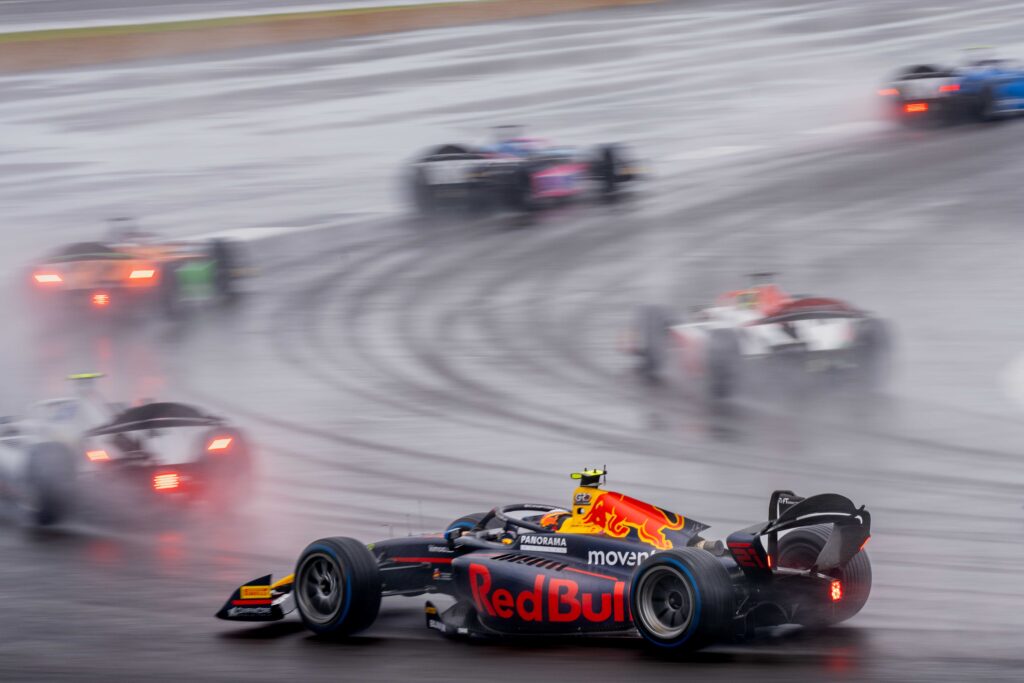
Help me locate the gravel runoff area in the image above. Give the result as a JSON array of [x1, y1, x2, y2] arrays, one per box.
[[0, 0, 660, 72]]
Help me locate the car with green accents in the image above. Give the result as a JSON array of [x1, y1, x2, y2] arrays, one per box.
[[28, 219, 245, 318]]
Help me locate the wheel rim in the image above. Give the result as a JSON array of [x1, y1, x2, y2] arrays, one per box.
[[296, 552, 345, 625], [635, 565, 696, 640]]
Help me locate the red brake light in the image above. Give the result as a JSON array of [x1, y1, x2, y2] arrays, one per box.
[[86, 450, 109, 461], [939, 83, 960, 93], [877, 88, 899, 97], [904, 102, 928, 113], [766, 554, 773, 568], [207, 436, 233, 451], [129, 269, 155, 280], [34, 273, 62, 284], [830, 580, 843, 602], [153, 472, 180, 491], [92, 293, 110, 307]]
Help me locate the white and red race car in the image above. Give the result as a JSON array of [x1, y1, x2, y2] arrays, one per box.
[[628, 279, 890, 400]]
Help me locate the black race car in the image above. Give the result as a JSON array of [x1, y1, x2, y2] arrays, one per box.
[[217, 469, 871, 654], [409, 127, 642, 214]]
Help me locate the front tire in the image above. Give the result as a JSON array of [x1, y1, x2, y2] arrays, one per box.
[[294, 537, 382, 637], [631, 548, 735, 654]]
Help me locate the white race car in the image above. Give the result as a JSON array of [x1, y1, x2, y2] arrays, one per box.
[[628, 279, 890, 400], [0, 374, 250, 525]]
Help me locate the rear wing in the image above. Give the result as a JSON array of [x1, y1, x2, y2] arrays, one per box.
[[726, 490, 870, 578]]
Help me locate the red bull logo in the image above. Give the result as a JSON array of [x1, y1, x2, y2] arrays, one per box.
[[579, 491, 685, 550], [468, 563, 626, 624]]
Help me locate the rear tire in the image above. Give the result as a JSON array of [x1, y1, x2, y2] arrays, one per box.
[[200, 428, 252, 511], [635, 305, 670, 379], [596, 144, 620, 199], [506, 168, 535, 214], [24, 442, 76, 526], [294, 537, 382, 637], [411, 167, 437, 216], [852, 318, 891, 389], [631, 548, 735, 654], [777, 524, 872, 626], [706, 328, 742, 400], [208, 239, 239, 302], [160, 265, 184, 319], [976, 87, 997, 123]]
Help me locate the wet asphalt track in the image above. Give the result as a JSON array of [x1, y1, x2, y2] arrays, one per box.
[[2, 1, 1024, 680]]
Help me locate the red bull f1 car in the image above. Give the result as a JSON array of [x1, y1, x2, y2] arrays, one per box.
[[216, 469, 872, 654], [409, 126, 642, 215], [627, 276, 890, 400], [0, 374, 251, 525], [26, 218, 244, 318]]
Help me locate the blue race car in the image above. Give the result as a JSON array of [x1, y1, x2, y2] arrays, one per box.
[[880, 53, 1024, 124]]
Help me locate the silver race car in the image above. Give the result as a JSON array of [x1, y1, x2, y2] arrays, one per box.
[[628, 277, 890, 400], [0, 374, 251, 525]]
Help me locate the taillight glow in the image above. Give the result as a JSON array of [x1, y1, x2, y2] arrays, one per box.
[[831, 580, 843, 602], [34, 273, 62, 284], [904, 102, 929, 113], [207, 437, 233, 451], [92, 293, 110, 307], [153, 472, 180, 491], [860, 536, 871, 551], [939, 83, 960, 93], [129, 269, 155, 280], [767, 554, 773, 568], [86, 450, 110, 461], [877, 88, 899, 97]]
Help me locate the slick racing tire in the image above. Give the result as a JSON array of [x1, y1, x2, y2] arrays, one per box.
[[975, 86, 997, 123], [506, 168, 536, 214], [852, 317, 891, 389], [295, 537, 382, 638], [706, 328, 742, 400], [631, 548, 735, 654], [596, 144, 619, 198], [635, 305, 671, 379], [777, 524, 872, 627], [208, 238, 240, 301], [199, 428, 252, 511], [24, 442, 76, 526], [160, 264, 184, 319], [411, 166, 437, 215]]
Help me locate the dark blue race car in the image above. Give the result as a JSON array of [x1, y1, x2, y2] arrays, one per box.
[[880, 53, 1024, 124]]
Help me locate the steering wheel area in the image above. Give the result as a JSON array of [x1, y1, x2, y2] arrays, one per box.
[[450, 503, 568, 550]]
